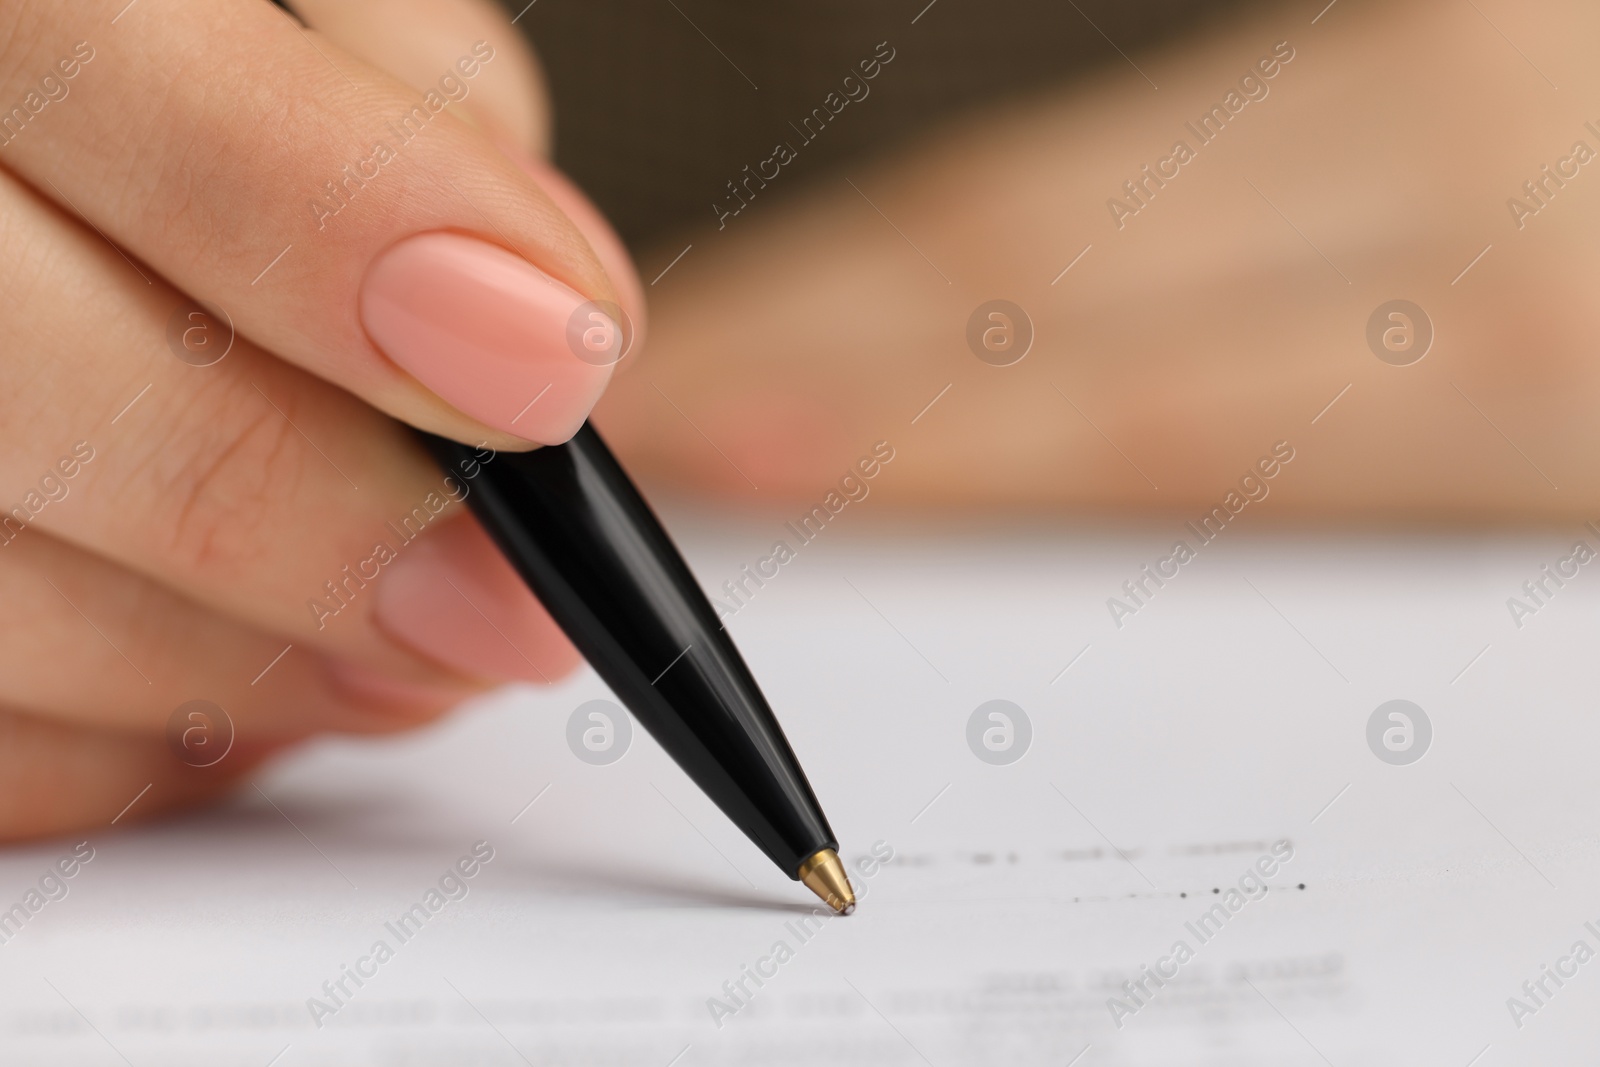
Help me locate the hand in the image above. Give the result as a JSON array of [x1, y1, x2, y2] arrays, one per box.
[[0, 0, 641, 837], [599, 0, 1596, 522]]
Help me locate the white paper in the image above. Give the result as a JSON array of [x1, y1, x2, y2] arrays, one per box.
[[2, 521, 1597, 1065]]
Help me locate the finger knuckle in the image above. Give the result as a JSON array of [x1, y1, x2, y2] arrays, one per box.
[[151, 383, 308, 579]]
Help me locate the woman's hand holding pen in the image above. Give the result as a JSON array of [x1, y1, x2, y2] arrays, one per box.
[[0, 0, 640, 837]]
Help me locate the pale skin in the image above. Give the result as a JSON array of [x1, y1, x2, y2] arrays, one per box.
[[0, 0, 630, 836], [0, 0, 1588, 838]]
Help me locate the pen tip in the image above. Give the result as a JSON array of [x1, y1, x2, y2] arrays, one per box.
[[797, 848, 856, 915]]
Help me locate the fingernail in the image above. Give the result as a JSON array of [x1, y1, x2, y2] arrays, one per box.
[[371, 515, 582, 684], [360, 232, 615, 443], [505, 152, 646, 345]]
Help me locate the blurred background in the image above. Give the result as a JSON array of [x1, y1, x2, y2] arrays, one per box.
[[506, 0, 1600, 524]]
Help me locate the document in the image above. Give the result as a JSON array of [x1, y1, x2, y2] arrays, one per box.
[[1, 522, 1595, 1065]]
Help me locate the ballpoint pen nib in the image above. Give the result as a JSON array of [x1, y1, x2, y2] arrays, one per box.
[[797, 848, 856, 915]]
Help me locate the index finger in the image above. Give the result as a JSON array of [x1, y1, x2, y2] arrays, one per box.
[[0, 0, 621, 447]]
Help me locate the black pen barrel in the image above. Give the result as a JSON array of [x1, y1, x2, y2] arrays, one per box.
[[419, 425, 838, 877]]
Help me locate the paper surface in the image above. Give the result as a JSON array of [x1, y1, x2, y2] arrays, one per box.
[[1, 521, 1597, 1065]]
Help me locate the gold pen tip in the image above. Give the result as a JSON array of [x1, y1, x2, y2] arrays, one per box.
[[797, 848, 856, 915]]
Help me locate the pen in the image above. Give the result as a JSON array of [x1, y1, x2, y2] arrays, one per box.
[[255, 0, 849, 911], [419, 426, 856, 914]]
